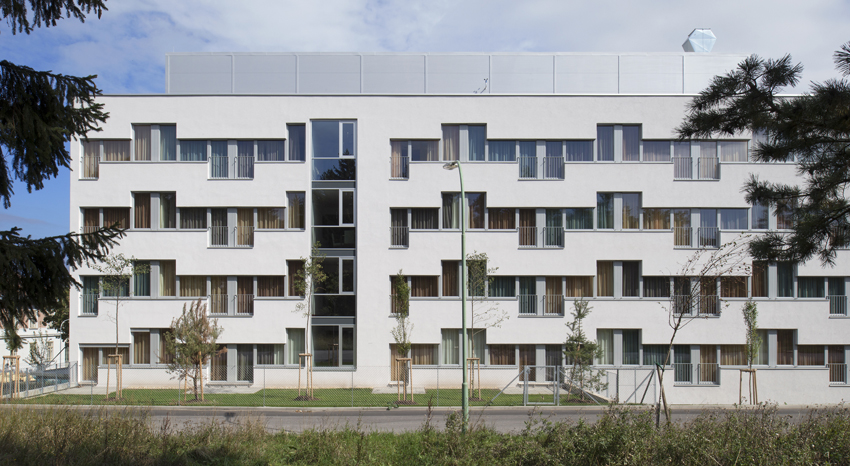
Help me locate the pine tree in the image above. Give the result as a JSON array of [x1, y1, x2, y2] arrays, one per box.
[[677, 41, 850, 265], [563, 299, 606, 400], [0, 1, 120, 350], [164, 299, 224, 401]]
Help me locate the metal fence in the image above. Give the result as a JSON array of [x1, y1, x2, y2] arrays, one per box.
[[1, 362, 77, 400]]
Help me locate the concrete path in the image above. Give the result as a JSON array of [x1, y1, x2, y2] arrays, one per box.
[[0, 404, 834, 434]]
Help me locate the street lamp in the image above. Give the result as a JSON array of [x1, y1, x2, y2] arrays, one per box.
[[443, 160, 469, 432]]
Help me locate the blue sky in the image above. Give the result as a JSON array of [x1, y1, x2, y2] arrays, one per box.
[[1, 0, 848, 238]]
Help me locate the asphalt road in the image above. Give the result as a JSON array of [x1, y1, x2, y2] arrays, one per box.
[[0, 404, 828, 434]]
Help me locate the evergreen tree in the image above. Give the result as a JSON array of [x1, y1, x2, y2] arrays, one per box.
[[563, 299, 606, 400], [677, 41, 850, 265], [0, 1, 119, 350], [164, 299, 224, 401]]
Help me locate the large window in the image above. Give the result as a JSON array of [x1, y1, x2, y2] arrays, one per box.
[[643, 208, 670, 229], [160, 193, 176, 229], [287, 124, 306, 161], [312, 120, 356, 181], [720, 209, 748, 230], [489, 277, 516, 298], [752, 203, 769, 230], [468, 125, 486, 161], [597, 261, 614, 297], [622, 194, 640, 229], [752, 261, 768, 297], [597, 193, 614, 229], [622, 261, 640, 297], [488, 140, 516, 162], [488, 208, 515, 229], [777, 262, 794, 297], [410, 276, 438, 297], [257, 344, 285, 365], [180, 140, 206, 161], [180, 208, 206, 229], [287, 192, 305, 229], [312, 189, 355, 248], [565, 141, 593, 162], [312, 326, 355, 367], [442, 125, 459, 161], [798, 277, 825, 298], [597, 126, 614, 161], [565, 208, 593, 229], [643, 277, 670, 298], [411, 208, 439, 229], [643, 141, 671, 162]]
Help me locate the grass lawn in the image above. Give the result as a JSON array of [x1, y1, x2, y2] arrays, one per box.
[[14, 387, 594, 407]]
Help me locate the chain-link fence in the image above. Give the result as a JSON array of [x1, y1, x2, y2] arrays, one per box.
[[0, 362, 77, 400], [6, 364, 654, 407]]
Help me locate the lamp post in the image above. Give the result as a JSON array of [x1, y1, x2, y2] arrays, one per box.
[[442, 160, 469, 432]]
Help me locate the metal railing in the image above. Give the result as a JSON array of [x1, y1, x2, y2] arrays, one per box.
[[390, 155, 409, 179], [236, 225, 254, 247], [829, 295, 847, 316], [698, 227, 720, 248], [236, 294, 254, 315], [543, 295, 564, 315], [543, 157, 565, 180], [518, 294, 537, 315], [390, 226, 409, 248], [543, 227, 564, 248], [518, 226, 537, 247], [81, 293, 99, 316], [698, 156, 719, 180], [673, 226, 692, 247], [82, 155, 99, 180], [673, 156, 692, 180], [235, 156, 254, 179], [209, 226, 229, 247], [208, 294, 228, 315], [698, 363, 720, 385], [829, 363, 847, 384], [518, 156, 538, 179], [672, 295, 719, 317], [210, 156, 229, 179], [673, 363, 692, 383], [81, 226, 100, 234]]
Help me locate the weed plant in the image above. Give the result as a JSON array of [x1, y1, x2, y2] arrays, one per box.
[[0, 404, 848, 464]]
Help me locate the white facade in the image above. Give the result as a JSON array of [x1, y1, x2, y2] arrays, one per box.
[[68, 52, 850, 404]]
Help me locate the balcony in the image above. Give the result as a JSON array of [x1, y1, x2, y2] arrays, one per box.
[[673, 226, 692, 248], [209, 156, 254, 180], [390, 155, 409, 180], [672, 363, 720, 385], [236, 226, 254, 248], [390, 226, 409, 248], [698, 227, 719, 248], [518, 156, 564, 180], [209, 226, 229, 247], [698, 156, 719, 180], [236, 294, 254, 316], [673, 156, 692, 180], [543, 227, 564, 248], [518, 294, 537, 315], [672, 295, 720, 317], [673, 156, 720, 181], [208, 294, 228, 315], [80, 293, 99, 316], [518, 227, 537, 248], [829, 363, 847, 384], [235, 156, 254, 179], [829, 295, 847, 316], [81, 155, 99, 180], [210, 156, 229, 179], [518, 295, 564, 316]]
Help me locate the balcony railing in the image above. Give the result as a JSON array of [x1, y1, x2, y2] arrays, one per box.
[[518, 294, 537, 315], [543, 227, 564, 248], [81, 293, 99, 316], [236, 294, 254, 315], [673, 156, 692, 180], [672, 295, 719, 317], [236, 226, 254, 248], [518, 156, 565, 180], [673, 363, 692, 383], [209, 226, 229, 247], [518, 156, 538, 179], [210, 156, 229, 179], [829, 363, 847, 384], [543, 157, 565, 180], [82, 155, 100, 180], [829, 295, 847, 316], [390, 226, 409, 248], [698, 363, 720, 385], [672, 363, 723, 385], [235, 156, 254, 179], [390, 155, 409, 179], [518, 227, 537, 248], [208, 294, 228, 315], [673, 226, 692, 248], [698, 227, 719, 248], [543, 295, 564, 315], [698, 156, 719, 180]]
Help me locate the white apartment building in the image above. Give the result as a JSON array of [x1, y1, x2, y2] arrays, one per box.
[[68, 49, 850, 404]]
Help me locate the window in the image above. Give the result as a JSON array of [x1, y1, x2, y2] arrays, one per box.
[[180, 208, 206, 229], [777, 330, 794, 365], [565, 208, 593, 229], [160, 260, 176, 297], [287, 192, 305, 229], [798, 277, 825, 298], [312, 189, 355, 248], [643, 141, 670, 162], [752, 262, 768, 297], [545, 209, 563, 247], [518, 209, 536, 247], [158, 329, 174, 364], [102, 208, 130, 229], [597, 261, 614, 297], [133, 261, 150, 297], [410, 276, 438, 297], [179, 276, 206, 297], [643, 208, 670, 229], [133, 332, 150, 364], [180, 140, 207, 161], [236, 208, 254, 247], [798, 345, 824, 366], [489, 345, 515, 365], [441, 329, 459, 364], [257, 344, 285, 365], [411, 344, 438, 365], [312, 120, 356, 181], [674, 209, 691, 247], [597, 126, 614, 161], [721, 277, 747, 298], [160, 193, 176, 229], [596, 329, 614, 364], [442, 125, 459, 161], [103, 140, 130, 161], [287, 124, 306, 161], [134, 125, 151, 161], [410, 140, 439, 161], [257, 208, 285, 229], [257, 140, 285, 161], [467, 193, 486, 229], [160, 125, 176, 161], [777, 262, 794, 297], [411, 208, 438, 229], [622, 262, 640, 297], [442, 193, 460, 229], [489, 277, 516, 298], [597, 193, 613, 229], [622, 126, 640, 161], [752, 203, 768, 230], [565, 141, 593, 162], [312, 326, 354, 367], [287, 329, 305, 365], [564, 277, 593, 298], [468, 125, 486, 161], [488, 208, 515, 229], [622, 194, 640, 229], [442, 261, 459, 297], [643, 277, 670, 298], [488, 141, 516, 162], [623, 330, 640, 365], [718, 141, 748, 162], [643, 345, 669, 366], [134, 193, 151, 229], [776, 200, 795, 230], [102, 276, 129, 298], [287, 261, 304, 297], [720, 209, 747, 230], [720, 345, 747, 366]]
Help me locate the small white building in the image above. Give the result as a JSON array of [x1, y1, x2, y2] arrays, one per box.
[[67, 44, 850, 404], [0, 312, 66, 370]]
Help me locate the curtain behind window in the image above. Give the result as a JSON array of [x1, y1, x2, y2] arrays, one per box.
[[565, 208, 592, 229], [721, 345, 747, 365], [133, 332, 151, 364], [597, 126, 614, 161], [287, 192, 305, 229], [411, 140, 438, 161], [442, 261, 459, 297], [752, 262, 768, 297], [410, 208, 438, 229], [442, 125, 459, 161], [643, 277, 670, 298], [133, 262, 150, 297], [489, 345, 515, 365], [287, 329, 305, 365], [257, 208, 285, 229], [622, 194, 640, 229], [797, 345, 824, 365], [467, 193, 485, 229], [468, 126, 486, 161], [777, 330, 794, 365], [179, 276, 206, 297], [597, 261, 614, 297], [134, 193, 151, 229], [258, 140, 285, 161], [642, 141, 670, 162], [180, 140, 207, 161], [160, 193, 176, 229], [103, 140, 130, 161], [160, 125, 177, 161], [564, 277, 592, 297], [719, 141, 748, 162], [489, 277, 515, 297], [565, 141, 592, 161], [442, 193, 460, 229], [643, 345, 668, 366], [103, 208, 129, 229], [720, 209, 748, 229], [596, 329, 614, 364], [159, 260, 176, 297], [258, 276, 285, 297], [180, 208, 207, 229], [751, 203, 769, 229], [410, 276, 438, 297], [777, 262, 794, 297], [134, 125, 151, 161], [798, 277, 824, 298], [643, 208, 670, 229], [721, 277, 747, 297], [391, 140, 407, 178], [411, 345, 437, 365], [441, 330, 459, 364], [622, 126, 640, 161], [488, 140, 515, 161], [622, 330, 640, 364], [487, 208, 515, 229], [597, 193, 613, 229], [622, 262, 640, 297], [287, 124, 306, 161]]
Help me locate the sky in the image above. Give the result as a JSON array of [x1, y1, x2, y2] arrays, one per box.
[[1, 0, 848, 238]]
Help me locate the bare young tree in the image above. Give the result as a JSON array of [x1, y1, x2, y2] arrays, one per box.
[[466, 251, 509, 400], [655, 235, 751, 426], [390, 270, 414, 403], [740, 300, 761, 404], [24, 331, 53, 368], [292, 243, 326, 400]]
